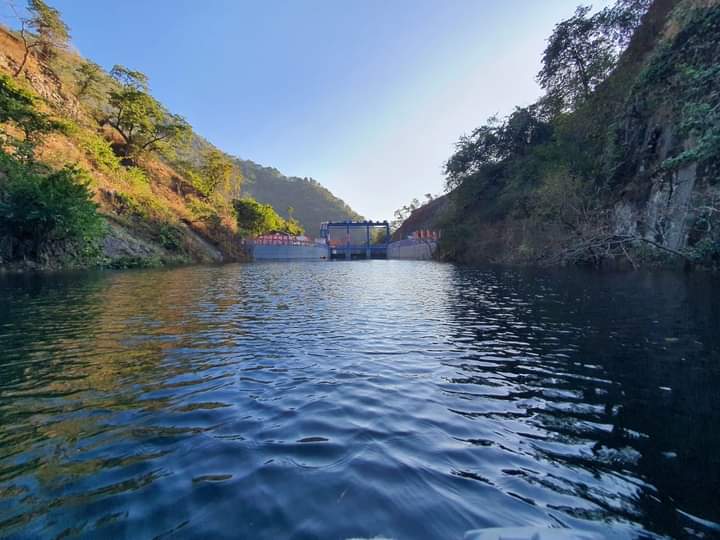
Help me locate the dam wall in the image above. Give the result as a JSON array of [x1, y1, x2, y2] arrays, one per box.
[[387, 239, 436, 260], [252, 244, 329, 261]]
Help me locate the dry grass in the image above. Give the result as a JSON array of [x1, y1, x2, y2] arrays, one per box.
[[0, 26, 247, 263]]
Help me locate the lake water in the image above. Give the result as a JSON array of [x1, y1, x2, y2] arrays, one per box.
[[0, 261, 718, 539]]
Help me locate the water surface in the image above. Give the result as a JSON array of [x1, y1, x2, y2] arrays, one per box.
[[0, 261, 718, 539]]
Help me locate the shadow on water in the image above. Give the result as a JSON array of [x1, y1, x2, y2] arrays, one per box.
[[445, 267, 720, 538], [0, 262, 718, 539]]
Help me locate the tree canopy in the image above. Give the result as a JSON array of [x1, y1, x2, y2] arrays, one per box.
[[106, 65, 190, 159], [444, 106, 552, 191], [538, 6, 616, 111], [233, 198, 303, 236], [201, 148, 236, 197], [537, 1, 652, 112], [11, 0, 70, 76], [75, 61, 104, 99]]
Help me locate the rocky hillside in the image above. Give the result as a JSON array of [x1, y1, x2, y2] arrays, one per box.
[[419, 0, 719, 270], [0, 10, 359, 271], [393, 195, 449, 240]]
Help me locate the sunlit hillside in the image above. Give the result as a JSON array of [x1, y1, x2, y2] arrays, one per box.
[[0, 19, 358, 269]]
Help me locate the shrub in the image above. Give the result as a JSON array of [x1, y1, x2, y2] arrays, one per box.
[[78, 131, 122, 172], [157, 223, 183, 251], [0, 151, 105, 263]]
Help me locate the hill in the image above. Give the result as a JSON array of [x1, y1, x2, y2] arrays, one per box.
[[414, 0, 719, 270], [0, 5, 358, 270], [238, 160, 362, 236]]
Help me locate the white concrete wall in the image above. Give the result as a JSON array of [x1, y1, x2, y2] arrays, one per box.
[[252, 244, 329, 260], [387, 240, 436, 260]]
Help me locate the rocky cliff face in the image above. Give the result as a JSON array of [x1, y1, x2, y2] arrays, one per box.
[[424, 0, 719, 268], [609, 0, 719, 259]]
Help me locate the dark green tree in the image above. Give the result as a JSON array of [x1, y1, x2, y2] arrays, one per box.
[[444, 106, 552, 190], [600, 0, 653, 47], [0, 154, 104, 261], [538, 1, 652, 113]]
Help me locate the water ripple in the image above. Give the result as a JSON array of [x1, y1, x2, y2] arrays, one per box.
[[0, 262, 718, 539]]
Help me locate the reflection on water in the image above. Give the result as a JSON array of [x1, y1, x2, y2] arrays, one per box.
[[0, 262, 718, 539]]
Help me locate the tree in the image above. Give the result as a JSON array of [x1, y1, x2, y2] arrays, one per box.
[[233, 198, 303, 236], [200, 148, 235, 196], [444, 106, 552, 190], [26, 0, 69, 59], [538, 6, 616, 112], [106, 65, 190, 160], [538, 1, 652, 113], [12, 0, 70, 77], [75, 61, 103, 99], [600, 0, 653, 48]]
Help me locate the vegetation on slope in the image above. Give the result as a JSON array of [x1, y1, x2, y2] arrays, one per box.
[[238, 160, 362, 236], [434, 0, 719, 269], [233, 197, 303, 236], [0, 0, 357, 270]]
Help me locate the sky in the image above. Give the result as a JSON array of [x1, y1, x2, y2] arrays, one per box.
[[6, 0, 611, 219]]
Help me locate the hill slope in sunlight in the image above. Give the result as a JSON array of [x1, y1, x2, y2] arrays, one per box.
[[238, 160, 362, 236], [0, 20, 359, 270]]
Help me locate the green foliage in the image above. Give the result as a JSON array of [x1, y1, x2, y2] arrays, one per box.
[[106, 254, 191, 269], [188, 197, 222, 230], [538, 1, 651, 112], [175, 149, 239, 198], [239, 160, 361, 235], [688, 238, 720, 270], [539, 6, 616, 111], [643, 7, 720, 174], [233, 197, 303, 236], [108, 65, 148, 91], [78, 130, 122, 172], [437, 0, 720, 267], [532, 170, 601, 232], [444, 106, 552, 191], [106, 65, 190, 160], [0, 73, 58, 160], [25, 0, 70, 61], [200, 148, 237, 196], [75, 61, 104, 99], [0, 150, 104, 263], [158, 223, 182, 251]]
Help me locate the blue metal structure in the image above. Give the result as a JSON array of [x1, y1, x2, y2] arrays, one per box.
[[320, 220, 391, 260]]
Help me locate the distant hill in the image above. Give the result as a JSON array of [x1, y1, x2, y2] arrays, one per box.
[[238, 160, 362, 236], [0, 14, 360, 270]]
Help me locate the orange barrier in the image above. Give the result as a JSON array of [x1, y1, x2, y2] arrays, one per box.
[[252, 234, 323, 247], [411, 230, 441, 240]]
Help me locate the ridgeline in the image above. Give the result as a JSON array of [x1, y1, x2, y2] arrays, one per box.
[[0, 3, 359, 271], [403, 0, 719, 270]]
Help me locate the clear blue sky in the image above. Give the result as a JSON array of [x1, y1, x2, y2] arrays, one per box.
[[7, 0, 610, 219]]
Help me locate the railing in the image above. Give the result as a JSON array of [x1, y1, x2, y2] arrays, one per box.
[[251, 235, 325, 247]]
